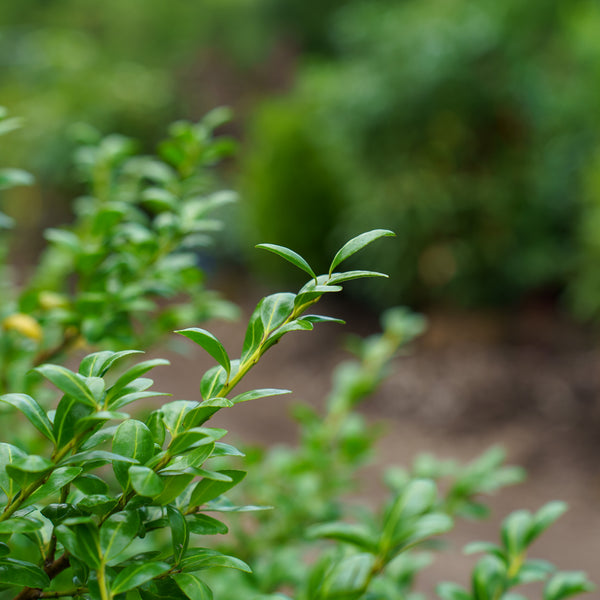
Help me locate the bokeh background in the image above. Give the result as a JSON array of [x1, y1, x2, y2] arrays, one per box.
[[1, 0, 600, 590]]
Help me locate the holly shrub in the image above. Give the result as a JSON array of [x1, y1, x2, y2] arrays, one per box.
[[0, 109, 594, 600]]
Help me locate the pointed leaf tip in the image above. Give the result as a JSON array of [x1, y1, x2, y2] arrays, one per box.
[[256, 243, 317, 281], [176, 328, 230, 376], [329, 229, 395, 275]]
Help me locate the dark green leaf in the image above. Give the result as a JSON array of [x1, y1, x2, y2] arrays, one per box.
[[0, 517, 45, 534], [180, 549, 250, 573], [25, 466, 83, 506], [79, 350, 143, 377], [113, 420, 155, 489], [187, 514, 228, 536], [0, 558, 50, 588], [55, 520, 102, 568], [0, 443, 26, 499], [6, 455, 53, 488], [52, 396, 94, 449]]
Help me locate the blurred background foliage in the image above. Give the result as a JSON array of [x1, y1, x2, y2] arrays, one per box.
[[2, 0, 600, 318]]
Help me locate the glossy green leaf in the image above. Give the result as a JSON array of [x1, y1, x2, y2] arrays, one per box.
[[255, 243, 317, 281], [160, 444, 214, 473], [241, 305, 265, 361], [230, 388, 291, 404], [180, 548, 250, 573], [53, 396, 94, 449], [161, 401, 200, 436], [73, 473, 109, 495], [302, 314, 346, 325], [0, 517, 45, 534], [25, 466, 83, 506], [187, 514, 228, 536], [0, 394, 55, 442], [0, 443, 26, 499], [189, 470, 246, 508], [55, 520, 102, 569], [153, 474, 195, 506], [100, 510, 141, 564], [105, 359, 169, 405], [113, 420, 155, 489], [173, 573, 213, 600], [168, 505, 189, 565], [175, 329, 230, 377], [0, 558, 50, 588], [59, 450, 139, 468], [259, 293, 295, 333], [78, 350, 143, 377], [111, 561, 171, 595], [129, 466, 164, 498], [328, 270, 389, 284], [34, 364, 98, 407], [329, 229, 395, 275], [6, 455, 53, 488]]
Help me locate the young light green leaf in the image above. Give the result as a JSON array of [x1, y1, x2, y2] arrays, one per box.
[[105, 358, 169, 405], [526, 501, 568, 546], [111, 562, 171, 595], [544, 571, 595, 600], [0, 394, 55, 442], [230, 389, 291, 404], [329, 229, 395, 275], [437, 582, 472, 600], [255, 243, 317, 281], [175, 329, 230, 377], [34, 364, 98, 407], [327, 270, 389, 284], [307, 522, 376, 552], [260, 293, 295, 333], [79, 350, 143, 377]]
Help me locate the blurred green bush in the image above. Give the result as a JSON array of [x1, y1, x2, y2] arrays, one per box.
[[241, 0, 600, 316]]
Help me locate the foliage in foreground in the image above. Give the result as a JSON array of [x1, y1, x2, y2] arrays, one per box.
[[0, 111, 594, 600]]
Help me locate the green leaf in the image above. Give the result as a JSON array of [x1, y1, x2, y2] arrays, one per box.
[[526, 502, 568, 546], [100, 510, 141, 564], [320, 553, 376, 597], [59, 450, 139, 468], [329, 229, 395, 275], [168, 506, 189, 565], [199, 367, 228, 402], [160, 444, 215, 473], [437, 582, 472, 600], [173, 573, 213, 600], [302, 314, 346, 325], [0, 517, 45, 534], [79, 350, 143, 377], [34, 365, 98, 407], [307, 522, 376, 552], [55, 520, 102, 569], [188, 470, 246, 508], [187, 514, 228, 536], [0, 443, 26, 499], [73, 473, 109, 495], [210, 443, 244, 458], [327, 270, 389, 284], [0, 558, 50, 588], [544, 571, 595, 600], [230, 388, 291, 404], [259, 293, 295, 333], [255, 243, 317, 281], [241, 305, 265, 361], [0, 394, 55, 442], [153, 474, 195, 506], [105, 359, 169, 406], [113, 420, 155, 489], [501, 510, 533, 556], [180, 548, 251, 573], [25, 466, 83, 506], [6, 455, 53, 488], [53, 396, 94, 449], [112, 562, 171, 595], [129, 466, 165, 498], [161, 401, 200, 436], [176, 329, 230, 377]]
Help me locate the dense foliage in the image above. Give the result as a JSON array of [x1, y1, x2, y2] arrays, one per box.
[[0, 111, 594, 600]]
